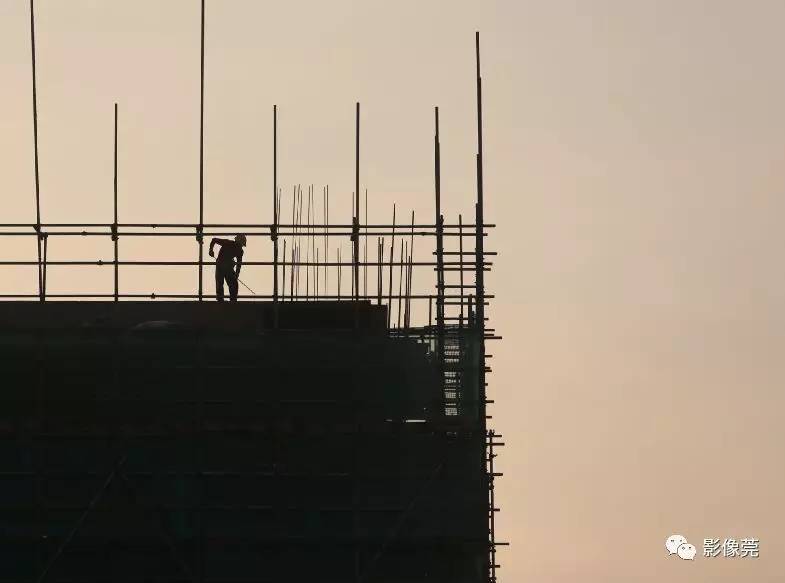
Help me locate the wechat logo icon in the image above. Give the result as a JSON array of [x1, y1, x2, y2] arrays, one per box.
[[666, 534, 696, 560]]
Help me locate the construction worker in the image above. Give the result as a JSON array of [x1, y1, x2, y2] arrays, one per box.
[[209, 234, 246, 301]]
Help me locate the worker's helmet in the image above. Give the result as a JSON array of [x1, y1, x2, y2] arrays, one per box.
[[235, 234, 247, 247]]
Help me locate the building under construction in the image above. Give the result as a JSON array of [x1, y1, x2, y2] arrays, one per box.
[[0, 3, 503, 582]]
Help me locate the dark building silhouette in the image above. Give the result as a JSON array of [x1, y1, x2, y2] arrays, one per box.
[[0, 301, 496, 582]]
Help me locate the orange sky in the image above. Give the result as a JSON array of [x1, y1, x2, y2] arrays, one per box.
[[1, 1, 784, 581]]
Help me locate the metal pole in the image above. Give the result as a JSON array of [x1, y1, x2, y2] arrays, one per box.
[[197, 0, 206, 300], [387, 204, 396, 327], [41, 235, 48, 298], [364, 188, 368, 298], [300, 186, 304, 296], [273, 105, 278, 301], [377, 237, 383, 305], [397, 242, 404, 328], [311, 186, 316, 299], [113, 103, 119, 301], [459, 214, 464, 326], [351, 192, 355, 299], [237, 277, 256, 295], [435, 107, 445, 330], [354, 102, 360, 300], [434, 107, 446, 408], [282, 239, 287, 301], [475, 30, 491, 582], [30, 0, 43, 301], [475, 32, 485, 319], [291, 184, 296, 300], [408, 210, 414, 327], [306, 187, 311, 300], [407, 251, 413, 327], [324, 186, 328, 296], [289, 244, 295, 301]]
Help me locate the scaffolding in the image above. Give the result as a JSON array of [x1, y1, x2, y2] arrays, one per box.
[[0, 2, 506, 581]]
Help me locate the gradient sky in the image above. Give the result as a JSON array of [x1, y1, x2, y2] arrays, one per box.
[[2, 1, 784, 581]]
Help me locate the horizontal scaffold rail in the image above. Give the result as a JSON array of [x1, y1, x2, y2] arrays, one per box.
[[0, 222, 495, 229]]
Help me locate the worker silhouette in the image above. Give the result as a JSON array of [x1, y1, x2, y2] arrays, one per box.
[[209, 234, 246, 301]]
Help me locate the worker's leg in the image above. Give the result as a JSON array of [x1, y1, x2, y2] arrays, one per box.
[[227, 271, 239, 301], [215, 267, 225, 302]]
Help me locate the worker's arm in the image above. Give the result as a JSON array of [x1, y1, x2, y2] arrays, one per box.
[[235, 250, 244, 277], [209, 237, 229, 258]]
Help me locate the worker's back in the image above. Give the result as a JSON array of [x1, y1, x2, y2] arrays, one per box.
[[216, 239, 243, 266]]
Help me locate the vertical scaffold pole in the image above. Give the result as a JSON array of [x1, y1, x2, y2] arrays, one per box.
[[273, 105, 279, 303], [387, 204, 396, 328], [475, 30, 491, 582], [197, 0, 206, 300], [113, 103, 119, 301], [30, 0, 43, 301], [459, 214, 464, 326], [434, 107, 445, 381], [364, 188, 368, 298], [475, 31, 487, 410]]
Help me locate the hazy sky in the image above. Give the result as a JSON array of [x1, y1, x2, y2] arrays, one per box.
[[2, 1, 784, 581]]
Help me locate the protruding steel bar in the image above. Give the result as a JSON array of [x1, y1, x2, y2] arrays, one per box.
[[290, 185, 296, 300], [434, 107, 445, 328], [311, 189, 321, 300], [351, 192, 355, 299], [354, 102, 361, 301], [409, 210, 414, 325], [397, 242, 405, 328], [364, 188, 368, 298], [311, 186, 316, 300], [387, 204, 396, 328], [405, 250, 412, 327], [324, 184, 330, 293], [411, 256, 415, 325], [306, 186, 311, 299], [276, 187, 282, 303], [296, 185, 303, 297], [459, 214, 464, 326]]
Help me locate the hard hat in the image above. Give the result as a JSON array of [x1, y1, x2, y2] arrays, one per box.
[[235, 234, 247, 246]]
